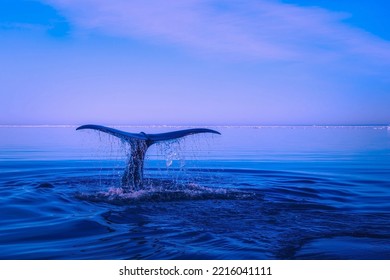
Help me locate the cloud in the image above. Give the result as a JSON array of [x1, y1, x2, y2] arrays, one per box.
[[43, 0, 390, 62]]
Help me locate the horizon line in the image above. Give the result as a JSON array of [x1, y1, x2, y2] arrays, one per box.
[[0, 124, 389, 128]]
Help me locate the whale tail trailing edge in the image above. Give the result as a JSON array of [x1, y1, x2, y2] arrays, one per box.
[[76, 124, 220, 145], [76, 124, 220, 191]]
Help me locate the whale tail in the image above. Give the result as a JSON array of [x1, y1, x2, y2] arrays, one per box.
[[76, 124, 220, 191]]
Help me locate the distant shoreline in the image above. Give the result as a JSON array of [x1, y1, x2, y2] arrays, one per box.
[[0, 124, 389, 129]]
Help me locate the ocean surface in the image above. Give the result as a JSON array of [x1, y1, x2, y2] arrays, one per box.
[[0, 125, 389, 260]]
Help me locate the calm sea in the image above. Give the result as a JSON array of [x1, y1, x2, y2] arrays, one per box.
[[0, 125, 389, 259]]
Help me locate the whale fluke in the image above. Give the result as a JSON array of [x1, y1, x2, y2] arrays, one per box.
[[76, 124, 220, 191]]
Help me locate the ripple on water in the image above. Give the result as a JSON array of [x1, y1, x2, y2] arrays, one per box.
[[0, 156, 389, 260], [294, 236, 390, 260]]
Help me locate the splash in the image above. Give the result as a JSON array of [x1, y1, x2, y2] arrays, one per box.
[[77, 125, 220, 192], [75, 179, 263, 205]]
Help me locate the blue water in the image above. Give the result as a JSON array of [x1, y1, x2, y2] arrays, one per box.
[[0, 126, 390, 259]]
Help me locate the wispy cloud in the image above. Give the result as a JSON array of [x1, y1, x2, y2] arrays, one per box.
[[43, 0, 390, 62]]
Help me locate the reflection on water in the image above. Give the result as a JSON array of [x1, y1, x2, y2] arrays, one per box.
[[0, 126, 389, 259]]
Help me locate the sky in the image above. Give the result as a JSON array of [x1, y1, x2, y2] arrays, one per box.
[[0, 0, 389, 125]]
